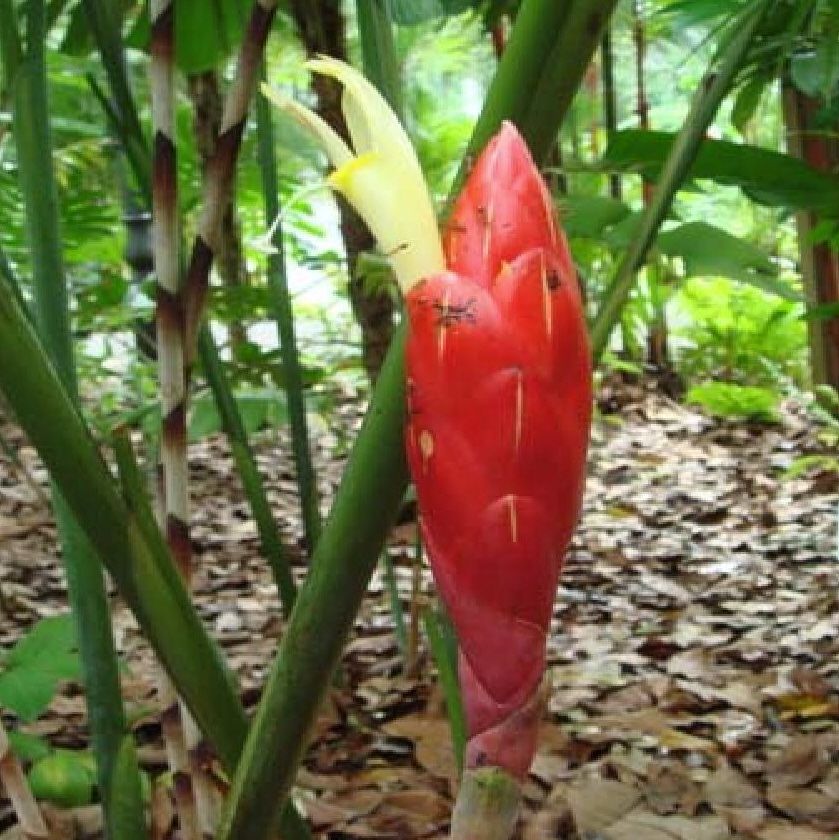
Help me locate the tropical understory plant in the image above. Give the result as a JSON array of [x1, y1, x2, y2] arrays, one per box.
[[0, 0, 836, 838]]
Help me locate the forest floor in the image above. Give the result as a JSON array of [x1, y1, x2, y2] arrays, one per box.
[[0, 376, 837, 839]]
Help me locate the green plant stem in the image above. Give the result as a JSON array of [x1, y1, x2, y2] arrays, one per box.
[[216, 2, 615, 836], [522, 0, 620, 165], [0, 276, 309, 840], [81, 0, 150, 204], [255, 76, 322, 552], [424, 607, 466, 775], [0, 0, 21, 95], [601, 27, 622, 201], [355, 0, 402, 117], [449, 767, 521, 840], [217, 325, 410, 840], [590, 2, 770, 360], [11, 5, 142, 835], [382, 549, 408, 658], [354, 0, 411, 663], [198, 325, 297, 612], [453, 0, 570, 192]]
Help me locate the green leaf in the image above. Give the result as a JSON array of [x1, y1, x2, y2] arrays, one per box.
[[0, 616, 82, 721], [656, 222, 802, 300], [686, 382, 780, 422], [29, 750, 95, 808], [791, 43, 839, 100], [7, 614, 80, 677], [559, 194, 630, 239], [805, 301, 839, 321], [189, 390, 289, 442], [7, 731, 51, 762], [0, 670, 57, 721], [600, 130, 839, 217], [660, 0, 751, 29], [782, 453, 839, 479], [731, 74, 769, 133]]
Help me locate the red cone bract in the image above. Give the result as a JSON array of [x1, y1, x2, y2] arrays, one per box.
[[405, 123, 592, 778]]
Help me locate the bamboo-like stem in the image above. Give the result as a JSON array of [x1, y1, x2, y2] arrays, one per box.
[[216, 2, 615, 836], [187, 71, 248, 353], [0, 718, 48, 840], [11, 4, 142, 835], [84, 0, 298, 620], [449, 767, 521, 840], [182, 0, 281, 356], [255, 75, 322, 553], [590, 1, 770, 360], [148, 2, 209, 836]]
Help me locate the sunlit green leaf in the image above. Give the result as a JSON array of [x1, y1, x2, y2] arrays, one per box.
[[600, 130, 839, 217]]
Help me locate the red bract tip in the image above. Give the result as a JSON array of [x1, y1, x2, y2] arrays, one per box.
[[405, 122, 592, 780]]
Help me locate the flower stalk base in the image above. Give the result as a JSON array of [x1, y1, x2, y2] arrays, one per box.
[[450, 766, 522, 840]]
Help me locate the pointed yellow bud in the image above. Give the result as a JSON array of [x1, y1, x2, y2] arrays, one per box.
[[261, 58, 445, 293]]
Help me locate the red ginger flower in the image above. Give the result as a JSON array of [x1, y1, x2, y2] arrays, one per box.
[[266, 63, 591, 784], [405, 122, 592, 779]]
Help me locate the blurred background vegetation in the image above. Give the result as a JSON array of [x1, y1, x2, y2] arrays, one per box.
[[1, 0, 836, 440]]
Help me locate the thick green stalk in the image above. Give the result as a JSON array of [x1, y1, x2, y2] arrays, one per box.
[[198, 325, 297, 612], [451, 0, 571, 194], [11, 5, 143, 835], [0, 279, 310, 839], [522, 0, 620, 164], [255, 79, 322, 551], [0, 279, 241, 762], [589, 1, 770, 360], [216, 3, 616, 836], [217, 325, 410, 840], [355, 0, 402, 117]]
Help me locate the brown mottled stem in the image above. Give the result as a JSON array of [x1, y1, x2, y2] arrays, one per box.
[[449, 767, 521, 840], [187, 71, 247, 353], [182, 0, 279, 358], [150, 1, 206, 836], [0, 718, 48, 839]]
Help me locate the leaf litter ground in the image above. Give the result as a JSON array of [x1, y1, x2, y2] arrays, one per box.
[[0, 378, 837, 839]]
